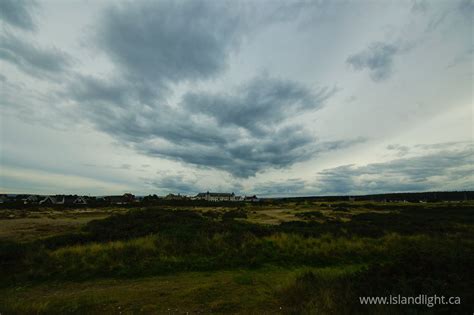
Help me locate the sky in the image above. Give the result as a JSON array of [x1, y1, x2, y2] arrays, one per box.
[[0, 0, 472, 197]]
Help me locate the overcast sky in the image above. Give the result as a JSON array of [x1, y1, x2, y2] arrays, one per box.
[[0, 0, 472, 196]]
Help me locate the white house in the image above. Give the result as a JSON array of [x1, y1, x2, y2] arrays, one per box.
[[195, 192, 238, 202], [39, 195, 65, 205]]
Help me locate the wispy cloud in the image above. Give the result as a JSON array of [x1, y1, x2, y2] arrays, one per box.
[[315, 142, 474, 195], [252, 142, 473, 196], [0, 33, 72, 80], [347, 42, 399, 81]]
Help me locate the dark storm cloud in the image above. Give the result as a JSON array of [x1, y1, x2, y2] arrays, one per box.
[[76, 95, 233, 146], [347, 42, 399, 81], [0, 34, 71, 79], [78, 75, 355, 178], [139, 131, 363, 178], [68, 11, 356, 181], [0, 0, 38, 31], [60, 0, 361, 178], [73, 74, 356, 177], [73, 0, 248, 122], [316, 143, 474, 194], [183, 75, 337, 135], [67, 75, 159, 109], [96, 0, 242, 86]]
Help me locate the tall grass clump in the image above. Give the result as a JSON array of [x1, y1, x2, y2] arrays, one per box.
[[277, 235, 474, 314]]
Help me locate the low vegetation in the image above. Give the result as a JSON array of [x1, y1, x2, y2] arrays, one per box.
[[0, 201, 473, 313]]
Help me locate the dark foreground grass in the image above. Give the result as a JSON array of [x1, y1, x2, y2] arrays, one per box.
[[278, 248, 473, 314], [0, 203, 473, 314], [0, 265, 367, 314]]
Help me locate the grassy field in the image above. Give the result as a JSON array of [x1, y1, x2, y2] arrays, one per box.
[[0, 209, 115, 241], [0, 201, 473, 314]]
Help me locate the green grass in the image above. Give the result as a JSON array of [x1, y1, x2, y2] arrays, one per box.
[[1, 265, 358, 314], [0, 202, 473, 314]]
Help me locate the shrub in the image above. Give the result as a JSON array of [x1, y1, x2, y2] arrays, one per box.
[[295, 211, 325, 219], [201, 210, 222, 219], [222, 209, 248, 220], [277, 236, 474, 314]]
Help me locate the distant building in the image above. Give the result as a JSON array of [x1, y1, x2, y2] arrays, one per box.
[[75, 196, 88, 205], [63, 195, 88, 205], [244, 195, 259, 202], [195, 192, 238, 202], [234, 195, 244, 201], [22, 195, 40, 204], [105, 193, 136, 205], [39, 195, 65, 205]]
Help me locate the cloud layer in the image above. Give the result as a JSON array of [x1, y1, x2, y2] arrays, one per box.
[[97, 0, 243, 85], [130, 76, 352, 177], [0, 34, 72, 79], [315, 143, 474, 195], [62, 0, 357, 177], [0, 0, 38, 31], [0, 0, 472, 195], [252, 143, 473, 196]]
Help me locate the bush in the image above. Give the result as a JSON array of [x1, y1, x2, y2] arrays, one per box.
[[277, 237, 474, 314], [202, 210, 222, 219], [295, 211, 325, 219], [222, 209, 248, 220], [3, 205, 473, 288], [278, 271, 356, 314]]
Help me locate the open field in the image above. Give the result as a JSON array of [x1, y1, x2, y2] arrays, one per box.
[[0, 208, 125, 241], [0, 201, 473, 314]]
